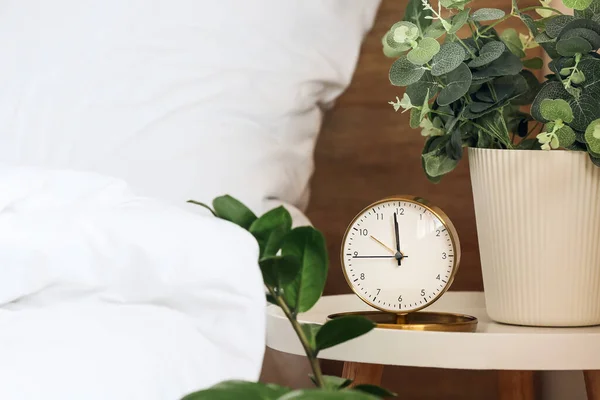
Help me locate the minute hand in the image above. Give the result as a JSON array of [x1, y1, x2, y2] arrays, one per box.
[[393, 212, 401, 266]]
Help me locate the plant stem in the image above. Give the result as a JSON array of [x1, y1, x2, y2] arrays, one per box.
[[267, 286, 325, 388], [454, 35, 476, 57], [520, 5, 564, 14], [478, 15, 511, 36], [478, 5, 563, 37], [468, 22, 481, 50]]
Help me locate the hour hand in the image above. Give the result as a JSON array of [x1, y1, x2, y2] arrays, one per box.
[[369, 235, 395, 254]]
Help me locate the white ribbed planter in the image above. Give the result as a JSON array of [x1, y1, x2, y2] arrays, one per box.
[[469, 148, 600, 327]]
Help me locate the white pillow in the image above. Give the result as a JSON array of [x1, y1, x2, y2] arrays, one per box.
[[0, 0, 380, 223]]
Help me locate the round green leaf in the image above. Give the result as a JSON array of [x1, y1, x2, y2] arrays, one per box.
[[212, 195, 257, 229], [259, 255, 301, 287], [545, 15, 576, 38], [585, 119, 600, 154], [409, 107, 422, 128], [422, 148, 459, 177], [468, 41, 505, 68], [389, 55, 425, 86], [382, 32, 410, 58], [430, 42, 465, 76], [500, 28, 526, 58], [472, 51, 523, 79], [424, 21, 446, 38], [406, 71, 439, 105], [523, 57, 544, 69], [391, 21, 420, 44], [556, 36, 593, 56], [437, 63, 472, 105], [449, 8, 470, 34], [315, 315, 375, 353], [563, 0, 593, 11], [407, 37, 441, 65], [182, 381, 291, 400], [281, 226, 328, 313], [471, 8, 506, 21], [556, 125, 576, 147], [540, 99, 574, 122], [560, 28, 600, 49]]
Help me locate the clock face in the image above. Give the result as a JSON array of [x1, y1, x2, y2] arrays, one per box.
[[341, 197, 460, 313]]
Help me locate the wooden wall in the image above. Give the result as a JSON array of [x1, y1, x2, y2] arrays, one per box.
[[261, 0, 543, 398]]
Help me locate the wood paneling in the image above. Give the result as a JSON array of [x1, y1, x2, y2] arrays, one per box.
[[262, 0, 542, 397]]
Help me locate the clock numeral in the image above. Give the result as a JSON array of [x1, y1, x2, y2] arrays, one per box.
[[398, 295, 403, 302], [436, 230, 441, 237], [376, 288, 381, 295], [359, 229, 368, 236], [420, 289, 426, 296], [396, 208, 405, 216], [436, 274, 441, 280], [376, 213, 384, 220], [360, 273, 365, 280], [442, 252, 447, 259]]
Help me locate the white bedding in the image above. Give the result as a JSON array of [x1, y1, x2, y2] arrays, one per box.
[[0, 166, 266, 399]]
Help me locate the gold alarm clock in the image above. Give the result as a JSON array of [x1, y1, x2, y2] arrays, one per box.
[[329, 196, 477, 332]]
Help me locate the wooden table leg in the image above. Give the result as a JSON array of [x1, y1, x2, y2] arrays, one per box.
[[342, 362, 384, 386], [584, 370, 600, 399], [498, 371, 536, 400]]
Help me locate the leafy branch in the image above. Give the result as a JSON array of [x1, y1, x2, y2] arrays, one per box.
[[182, 196, 395, 400]]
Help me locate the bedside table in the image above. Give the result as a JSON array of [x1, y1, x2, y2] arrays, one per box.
[[266, 291, 600, 399]]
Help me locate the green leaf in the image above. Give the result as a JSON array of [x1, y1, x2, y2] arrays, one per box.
[[281, 227, 328, 313], [560, 28, 600, 49], [309, 375, 352, 390], [259, 255, 301, 287], [212, 195, 257, 230], [352, 385, 397, 398], [575, 0, 600, 18], [471, 8, 505, 21], [391, 21, 420, 44], [523, 57, 544, 69], [404, 0, 433, 32], [279, 390, 378, 400], [556, 36, 593, 56], [389, 55, 425, 86], [468, 41, 505, 68], [315, 316, 375, 353], [534, 32, 555, 44], [512, 70, 542, 105], [558, 18, 600, 38], [406, 71, 439, 105], [563, 0, 593, 10], [449, 8, 470, 34], [585, 119, 600, 154], [430, 42, 465, 76], [472, 51, 523, 79], [409, 107, 422, 128], [437, 63, 472, 106], [545, 15, 576, 38], [407, 37, 441, 65], [249, 206, 292, 258], [500, 28, 526, 58], [446, 128, 463, 160], [422, 148, 459, 177], [424, 21, 447, 38], [182, 381, 290, 400], [301, 323, 321, 349], [556, 125, 576, 147], [382, 32, 410, 58], [540, 98, 574, 122]]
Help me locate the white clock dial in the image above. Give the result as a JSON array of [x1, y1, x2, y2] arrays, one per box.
[[341, 197, 460, 313]]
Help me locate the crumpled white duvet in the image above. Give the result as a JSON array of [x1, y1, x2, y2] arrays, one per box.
[[0, 166, 266, 400]]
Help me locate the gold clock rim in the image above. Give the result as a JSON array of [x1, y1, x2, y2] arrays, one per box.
[[340, 195, 461, 315]]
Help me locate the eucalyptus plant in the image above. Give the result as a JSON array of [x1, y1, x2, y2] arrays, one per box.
[[182, 196, 395, 400], [385, 0, 600, 181]]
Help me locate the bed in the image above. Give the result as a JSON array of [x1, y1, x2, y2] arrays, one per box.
[[0, 1, 380, 399]]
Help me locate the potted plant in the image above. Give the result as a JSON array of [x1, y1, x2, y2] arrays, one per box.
[[384, 0, 600, 326], [182, 196, 396, 399]]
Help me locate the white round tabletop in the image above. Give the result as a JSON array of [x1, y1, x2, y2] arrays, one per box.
[[266, 292, 600, 370]]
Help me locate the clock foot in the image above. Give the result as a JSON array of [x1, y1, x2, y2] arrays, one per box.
[[342, 361, 384, 387]]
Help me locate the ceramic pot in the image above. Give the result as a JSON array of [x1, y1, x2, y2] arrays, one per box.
[[469, 147, 600, 326]]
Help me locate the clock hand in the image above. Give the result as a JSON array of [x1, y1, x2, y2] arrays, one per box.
[[393, 212, 402, 266], [369, 235, 396, 254], [352, 255, 396, 259]]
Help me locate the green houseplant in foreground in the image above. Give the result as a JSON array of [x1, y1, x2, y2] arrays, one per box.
[[182, 196, 396, 399], [385, 0, 600, 182], [384, 0, 600, 327]]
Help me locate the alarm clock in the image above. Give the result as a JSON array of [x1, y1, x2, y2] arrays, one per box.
[[329, 196, 477, 332]]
